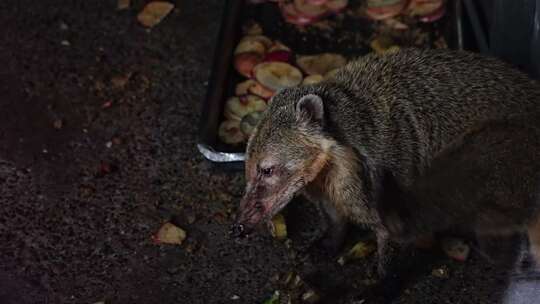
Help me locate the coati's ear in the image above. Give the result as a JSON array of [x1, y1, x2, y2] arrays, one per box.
[[296, 94, 324, 125]]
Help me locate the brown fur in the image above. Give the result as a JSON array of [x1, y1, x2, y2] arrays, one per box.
[[235, 48, 540, 277]]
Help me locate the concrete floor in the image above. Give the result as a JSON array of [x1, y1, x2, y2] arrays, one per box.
[[0, 1, 539, 303]]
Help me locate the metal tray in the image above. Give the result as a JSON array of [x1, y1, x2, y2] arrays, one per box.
[[198, 0, 465, 169]]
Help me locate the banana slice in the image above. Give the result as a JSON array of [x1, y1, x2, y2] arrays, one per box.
[[294, 0, 329, 18], [235, 80, 275, 99], [325, 0, 348, 12], [218, 120, 245, 145], [296, 53, 347, 76], [234, 35, 273, 55], [253, 62, 303, 91], [302, 74, 324, 85], [224, 95, 267, 121], [240, 111, 264, 137]]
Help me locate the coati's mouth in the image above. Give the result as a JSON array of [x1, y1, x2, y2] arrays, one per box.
[[230, 184, 300, 238]]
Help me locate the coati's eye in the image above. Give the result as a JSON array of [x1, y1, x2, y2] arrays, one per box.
[[260, 166, 274, 177]]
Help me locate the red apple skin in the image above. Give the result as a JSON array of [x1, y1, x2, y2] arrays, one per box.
[[264, 50, 292, 63], [234, 52, 263, 78]]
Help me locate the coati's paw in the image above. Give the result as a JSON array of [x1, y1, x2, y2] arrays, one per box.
[[314, 234, 345, 256]]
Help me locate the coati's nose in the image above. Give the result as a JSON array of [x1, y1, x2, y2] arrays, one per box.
[[230, 223, 245, 238]]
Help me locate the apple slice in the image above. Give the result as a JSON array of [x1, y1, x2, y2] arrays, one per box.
[[294, 0, 329, 18], [253, 62, 303, 91], [268, 41, 292, 53], [365, 0, 406, 20], [240, 111, 264, 137], [407, 0, 444, 17], [296, 53, 347, 76], [302, 74, 324, 85], [325, 0, 348, 13], [234, 52, 263, 78], [280, 2, 319, 26], [218, 120, 245, 145], [224, 95, 268, 121]]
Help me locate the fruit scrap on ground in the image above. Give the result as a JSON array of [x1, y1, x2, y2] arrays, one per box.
[[441, 237, 470, 262], [337, 240, 376, 265], [152, 222, 187, 245], [137, 1, 174, 27], [269, 213, 287, 240]]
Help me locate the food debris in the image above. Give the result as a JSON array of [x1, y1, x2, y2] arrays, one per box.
[[231, 294, 240, 300], [302, 289, 320, 303], [218, 120, 245, 145], [338, 241, 376, 265], [53, 119, 63, 130], [61, 40, 71, 46], [441, 237, 470, 262], [137, 1, 174, 28], [263, 290, 280, 304], [152, 222, 186, 245], [117, 0, 130, 10], [431, 265, 450, 278], [269, 213, 287, 240], [110, 74, 130, 89]]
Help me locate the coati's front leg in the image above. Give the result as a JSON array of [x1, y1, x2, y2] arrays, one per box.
[[318, 199, 349, 253]]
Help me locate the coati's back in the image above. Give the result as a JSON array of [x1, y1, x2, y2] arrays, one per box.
[[314, 48, 540, 182]]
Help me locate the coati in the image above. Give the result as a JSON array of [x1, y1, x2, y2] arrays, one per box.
[[230, 48, 540, 277]]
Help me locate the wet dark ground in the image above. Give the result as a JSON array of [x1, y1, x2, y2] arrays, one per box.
[[1, 1, 540, 304]]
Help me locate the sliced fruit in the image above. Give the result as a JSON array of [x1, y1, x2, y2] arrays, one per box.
[[325, 0, 348, 12], [302, 74, 324, 85], [268, 41, 292, 53], [253, 62, 303, 91], [281, 2, 319, 26], [249, 82, 275, 99], [264, 50, 292, 63], [235, 79, 275, 99], [370, 35, 400, 54], [224, 95, 267, 121], [240, 111, 264, 137], [234, 39, 266, 56], [419, 2, 446, 22], [137, 1, 175, 27], [296, 53, 347, 76], [323, 68, 340, 79], [365, 0, 406, 20], [234, 52, 263, 78], [407, 0, 444, 17], [152, 222, 186, 245], [268, 213, 287, 240], [235, 79, 257, 96], [294, 0, 329, 18], [218, 120, 245, 145], [383, 17, 409, 30]]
